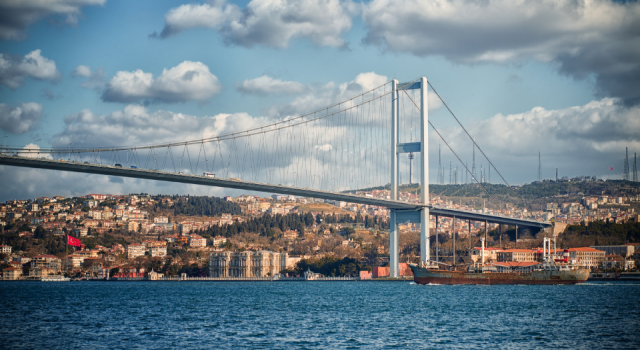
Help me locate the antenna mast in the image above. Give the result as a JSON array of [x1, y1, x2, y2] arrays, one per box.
[[538, 151, 542, 182]]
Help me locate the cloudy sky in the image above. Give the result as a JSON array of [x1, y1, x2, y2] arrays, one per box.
[[0, 0, 639, 201]]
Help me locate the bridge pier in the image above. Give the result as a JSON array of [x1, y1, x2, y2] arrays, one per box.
[[390, 210, 398, 278], [419, 76, 430, 267], [390, 79, 399, 278]]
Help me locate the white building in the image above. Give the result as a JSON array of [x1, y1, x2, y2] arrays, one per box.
[[209, 250, 289, 278], [127, 244, 146, 259], [0, 245, 11, 254], [212, 236, 228, 247], [149, 246, 167, 258], [189, 235, 207, 248], [154, 216, 169, 224]]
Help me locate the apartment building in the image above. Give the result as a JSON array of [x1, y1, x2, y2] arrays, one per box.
[[127, 244, 146, 259]]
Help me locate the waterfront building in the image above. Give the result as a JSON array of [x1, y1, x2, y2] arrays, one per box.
[[568, 247, 606, 269], [1, 267, 23, 280], [30, 255, 61, 271], [209, 250, 288, 278], [496, 249, 536, 262], [66, 254, 85, 268], [602, 255, 635, 270], [590, 245, 635, 258], [470, 247, 502, 262]]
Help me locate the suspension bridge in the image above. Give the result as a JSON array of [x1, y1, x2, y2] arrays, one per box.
[[0, 76, 550, 277]]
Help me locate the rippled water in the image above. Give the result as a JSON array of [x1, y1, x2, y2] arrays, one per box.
[[1, 281, 639, 349]]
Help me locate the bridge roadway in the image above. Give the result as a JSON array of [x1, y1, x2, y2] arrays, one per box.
[[0, 154, 549, 229]]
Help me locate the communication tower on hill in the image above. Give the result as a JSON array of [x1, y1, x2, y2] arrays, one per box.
[[634, 153, 638, 182], [623, 147, 630, 181], [538, 151, 542, 182], [472, 141, 476, 181], [437, 144, 443, 185]]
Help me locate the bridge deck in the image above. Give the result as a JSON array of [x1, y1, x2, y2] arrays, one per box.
[[0, 155, 549, 228]]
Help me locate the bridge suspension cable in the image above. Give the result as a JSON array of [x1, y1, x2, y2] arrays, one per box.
[[6, 79, 425, 195], [426, 81, 528, 209], [400, 90, 501, 209]]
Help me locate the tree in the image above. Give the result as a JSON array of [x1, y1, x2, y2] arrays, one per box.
[[341, 227, 355, 237]]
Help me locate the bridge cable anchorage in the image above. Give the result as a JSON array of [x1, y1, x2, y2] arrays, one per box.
[[426, 81, 528, 210], [401, 90, 501, 210]]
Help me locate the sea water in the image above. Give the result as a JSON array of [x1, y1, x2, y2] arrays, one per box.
[[1, 281, 639, 349]]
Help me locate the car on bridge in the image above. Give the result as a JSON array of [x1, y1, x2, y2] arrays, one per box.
[[115, 164, 122, 167]]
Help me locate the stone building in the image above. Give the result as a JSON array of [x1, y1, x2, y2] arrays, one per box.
[[209, 250, 288, 278], [568, 247, 606, 269], [496, 249, 535, 262]]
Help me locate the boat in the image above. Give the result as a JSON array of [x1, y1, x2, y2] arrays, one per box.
[[41, 275, 71, 282], [409, 237, 589, 285]]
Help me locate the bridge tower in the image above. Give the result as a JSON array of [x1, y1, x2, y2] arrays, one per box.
[[390, 77, 430, 278]]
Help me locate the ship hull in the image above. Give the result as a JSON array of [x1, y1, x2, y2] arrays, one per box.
[[410, 265, 589, 285]]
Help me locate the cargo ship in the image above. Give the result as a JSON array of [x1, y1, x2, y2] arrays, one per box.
[[409, 238, 590, 285]]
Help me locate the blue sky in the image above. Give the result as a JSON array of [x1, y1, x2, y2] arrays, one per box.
[[0, 0, 638, 201]]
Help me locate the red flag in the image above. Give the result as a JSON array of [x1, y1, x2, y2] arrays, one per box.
[[609, 167, 613, 170], [68, 235, 82, 247]]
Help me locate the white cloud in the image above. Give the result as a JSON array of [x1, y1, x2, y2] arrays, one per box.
[[0, 0, 106, 41], [72, 65, 105, 90], [235, 75, 307, 95], [155, 0, 352, 48], [435, 97, 640, 182], [21, 143, 51, 159], [0, 50, 60, 89], [315, 144, 332, 151], [72, 65, 92, 78], [101, 61, 222, 103], [0, 102, 43, 134], [155, 1, 240, 38], [0, 166, 230, 203], [54, 105, 260, 149], [362, 0, 640, 103], [271, 72, 442, 119], [71, 65, 105, 90]]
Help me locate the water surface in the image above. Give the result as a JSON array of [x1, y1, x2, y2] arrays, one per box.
[[1, 281, 638, 349]]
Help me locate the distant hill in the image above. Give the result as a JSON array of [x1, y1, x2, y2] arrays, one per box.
[[355, 180, 640, 211]]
